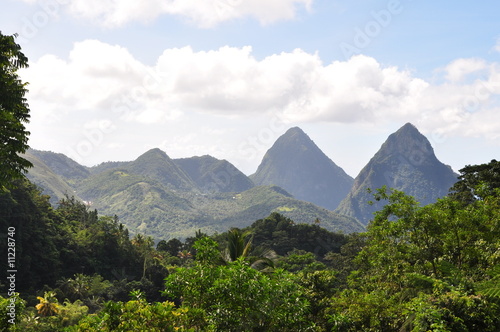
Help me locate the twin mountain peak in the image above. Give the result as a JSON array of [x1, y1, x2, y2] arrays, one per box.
[[25, 122, 457, 237]]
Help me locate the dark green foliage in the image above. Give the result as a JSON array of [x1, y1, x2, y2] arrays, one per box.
[[157, 238, 183, 256], [329, 184, 500, 331], [449, 159, 500, 204], [0, 179, 62, 290], [0, 32, 32, 187], [251, 127, 353, 210], [0, 179, 143, 293], [248, 212, 349, 258], [164, 237, 314, 331]]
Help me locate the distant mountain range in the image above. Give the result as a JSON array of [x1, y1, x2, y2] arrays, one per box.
[[23, 146, 363, 240], [23, 122, 458, 239]]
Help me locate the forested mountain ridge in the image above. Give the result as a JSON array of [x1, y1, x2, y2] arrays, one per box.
[[251, 127, 353, 210], [24, 123, 459, 236], [25, 147, 363, 239], [335, 123, 458, 224], [174, 155, 254, 193]]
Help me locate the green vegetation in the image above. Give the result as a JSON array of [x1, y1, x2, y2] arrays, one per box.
[[0, 32, 32, 188], [2, 40, 499, 331], [1, 159, 500, 331], [26, 148, 364, 239]]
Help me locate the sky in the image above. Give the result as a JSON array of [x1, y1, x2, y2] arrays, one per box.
[[2, 0, 500, 177]]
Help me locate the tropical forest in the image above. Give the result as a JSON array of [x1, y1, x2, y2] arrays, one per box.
[[1, 31, 500, 332]]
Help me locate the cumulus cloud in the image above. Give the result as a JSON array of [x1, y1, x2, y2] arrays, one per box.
[[495, 37, 500, 53], [21, 40, 500, 143], [18, 0, 312, 28], [444, 58, 488, 82]]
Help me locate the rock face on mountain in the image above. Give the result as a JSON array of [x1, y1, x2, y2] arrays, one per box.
[[250, 127, 354, 210], [335, 123, 458, 225], [174, 155, 254, 193]]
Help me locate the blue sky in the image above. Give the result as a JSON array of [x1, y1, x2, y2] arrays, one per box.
[[2, 0, 500, 177]]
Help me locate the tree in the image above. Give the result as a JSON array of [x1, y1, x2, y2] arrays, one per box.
[[164, 238, 313, 331], [131, 234, 155, 279], [449, 159, 500, 204], [328, 186, 500, 331], [0, 32, 32, 188], [221, 228, 276, 270], [224, 228, 253, 262], [36, 291, 60, 317]]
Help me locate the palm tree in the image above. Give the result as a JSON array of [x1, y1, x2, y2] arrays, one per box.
[[132, 234, 155, 279], [222, 228, 276, 270], [35, 291, 60, 317], [225, 228, 253, 262]]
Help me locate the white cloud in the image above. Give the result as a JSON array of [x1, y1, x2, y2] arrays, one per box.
[[22, 40, 500, 147], [495, 37, 500, 53], [444, 58, 487, 82], [22, 0, 312, 28]]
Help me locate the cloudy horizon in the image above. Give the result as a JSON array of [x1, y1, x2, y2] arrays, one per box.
[[3, 0, 500, 177]]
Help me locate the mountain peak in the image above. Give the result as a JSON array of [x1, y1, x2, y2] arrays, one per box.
[[251, 127, 353, 210], [335, 123, 457, 224], [174, 155, 254, 193], [128, 148, 195, 190], [138, 148, 169, 159], [284, 126, 307, 136], [399, 122, 418, 132], [377, 123, 435, 162]]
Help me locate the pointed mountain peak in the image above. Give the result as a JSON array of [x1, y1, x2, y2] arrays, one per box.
[[335, 123, 458, 224], [136, 148, 171, 160], [284, 126, 306, 135], [270, 127, 319, 154], [399, 122, 418, 132], [377, 123, 435, 160], [280, 126, 310, 141], [251, 127, 353, 210], [128, 148, 195, 190]]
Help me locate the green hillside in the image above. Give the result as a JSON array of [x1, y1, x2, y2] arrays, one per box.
[[174, 155, 254, 193], [25, 147, 364, 240], [78, 170, 363, 239], [22, 150, 79, 204], [125, 148, 196, 191]]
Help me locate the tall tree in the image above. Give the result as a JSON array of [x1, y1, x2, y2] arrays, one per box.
[[449, 159, 500, 204], [0, 32, 32, 188]]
